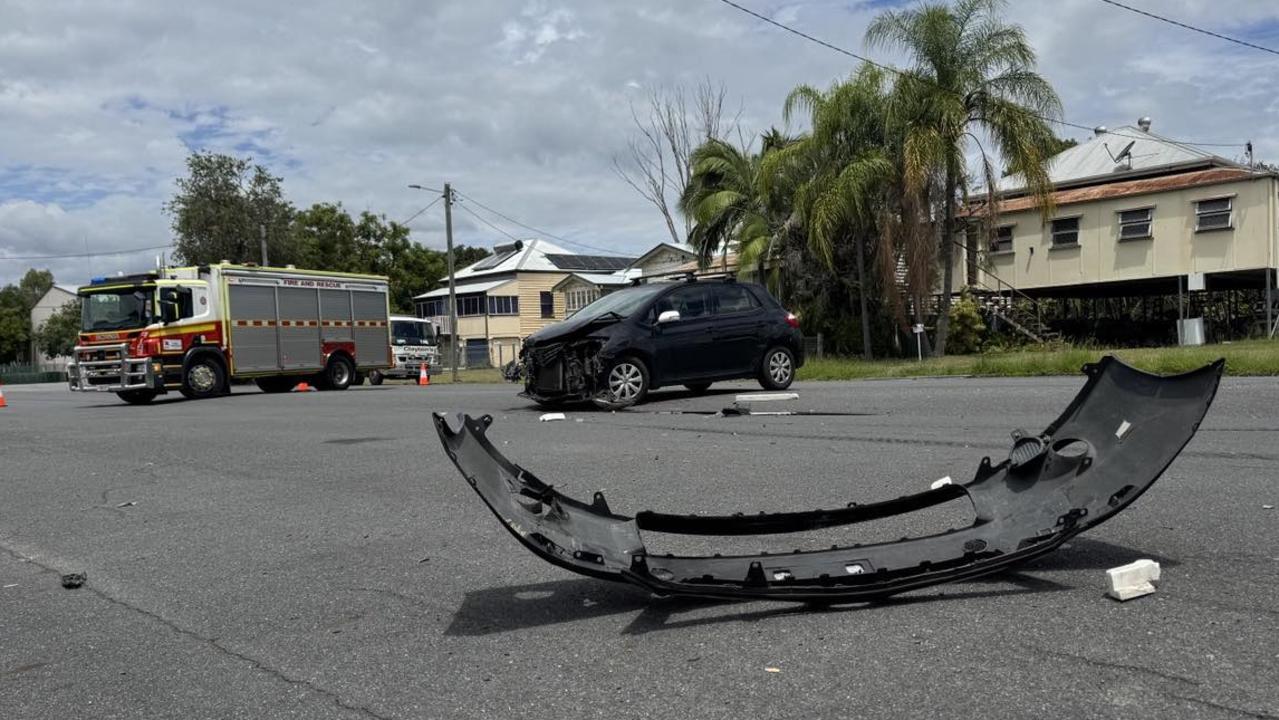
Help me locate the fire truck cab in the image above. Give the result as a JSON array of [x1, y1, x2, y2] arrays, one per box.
[[67, 264, 392, 404]]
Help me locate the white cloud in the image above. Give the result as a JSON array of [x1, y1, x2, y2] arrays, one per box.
[[1, 0, 1277, 287]]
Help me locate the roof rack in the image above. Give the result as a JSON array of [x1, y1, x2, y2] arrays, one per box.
[[629, 269, 737, 286]]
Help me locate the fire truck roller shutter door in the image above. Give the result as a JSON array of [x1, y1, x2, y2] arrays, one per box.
[[319, 289, 352, 344], [351, 290, 388, 366], [228, 285, 280, 372], [277, 287, 322, 370]]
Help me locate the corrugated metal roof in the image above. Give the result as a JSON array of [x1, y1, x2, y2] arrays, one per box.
[[997, 125, 1238, 194], [413, 278, 515, 299], [978, 167, 1264, 215]]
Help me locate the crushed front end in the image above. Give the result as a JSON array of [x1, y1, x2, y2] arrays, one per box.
[[435, 356, 1223, 602], [512, 340, 608, 405]]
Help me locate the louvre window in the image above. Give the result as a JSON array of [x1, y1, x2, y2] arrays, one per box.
[[1051, 217, 1080, 246], [990, 226, 1014, 253], [1195, 197, 1232, 232], [1117, 208, 1153, 240], [457, 295, 485, 317]]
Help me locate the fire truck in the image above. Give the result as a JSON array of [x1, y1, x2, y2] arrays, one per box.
[[67, 263, 392, 404]]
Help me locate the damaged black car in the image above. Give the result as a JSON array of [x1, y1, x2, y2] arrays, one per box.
[[504, 277, 804, 408]]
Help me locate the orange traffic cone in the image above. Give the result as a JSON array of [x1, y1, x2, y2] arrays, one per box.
[[418, 363, 430, 386], [0, 384, 7, 409], [291, 381, 315, 392]]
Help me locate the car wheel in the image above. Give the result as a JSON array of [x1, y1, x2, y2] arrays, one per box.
[[367, 370, 384, 386], [593, 355, 649, 409], [183, 356, 226, 399], [684, 382, 712, 395], [758, 346, 796, 390], [324, 355, 355, 391], [116, 389, 157, 405]]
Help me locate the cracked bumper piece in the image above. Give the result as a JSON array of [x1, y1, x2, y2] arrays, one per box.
[[434, 356, 1223, 602]]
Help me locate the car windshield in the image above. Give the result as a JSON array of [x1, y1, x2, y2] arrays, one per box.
[[571, 284, 667, 321], [81, 288, 154, 331], [392, 320, 435, 346]]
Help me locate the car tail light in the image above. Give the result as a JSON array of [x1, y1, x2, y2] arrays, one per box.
[[784, 312, 800, 329]]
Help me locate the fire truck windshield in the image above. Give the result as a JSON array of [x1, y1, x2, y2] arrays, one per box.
[[81, 288, 155, 331], [391, 320, 435, 346]]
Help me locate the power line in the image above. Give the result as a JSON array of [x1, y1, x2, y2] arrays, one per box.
[[398, 195, 442, 226], [713, 0, 1246, 149], [456, 202, 521, 242], [452, 190, 623, 255], [1097, 0, 1279, 57], [0, 243, 173, 262]]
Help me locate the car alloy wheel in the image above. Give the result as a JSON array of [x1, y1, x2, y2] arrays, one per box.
[[607, 362, 645, 403], [768, 350, 793, 385]]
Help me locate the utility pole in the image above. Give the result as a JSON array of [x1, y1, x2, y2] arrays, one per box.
[[259, 223, 269, 266], [443, 183, 460, 382]]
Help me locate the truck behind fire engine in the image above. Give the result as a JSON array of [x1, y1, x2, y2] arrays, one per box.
[[68, 264, 392, 404], [365, 315, 438, 385]]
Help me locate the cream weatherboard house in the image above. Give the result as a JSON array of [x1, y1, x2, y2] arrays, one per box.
[[958, 120, 1279, 339], [413, 240, 635, 367]]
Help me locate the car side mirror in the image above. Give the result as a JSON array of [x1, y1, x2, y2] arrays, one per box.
[[657, 310, 681, 324]]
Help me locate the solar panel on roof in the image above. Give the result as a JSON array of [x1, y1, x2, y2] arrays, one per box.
[[472, 250, 516, 271], [545, 254, 634, 271]]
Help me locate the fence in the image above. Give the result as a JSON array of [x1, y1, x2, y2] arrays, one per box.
[[802, 334, 824, 360], [0, 362, 66, 385]]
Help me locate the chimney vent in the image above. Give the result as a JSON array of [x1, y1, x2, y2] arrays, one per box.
[[1094, 125, 1108, 137], [1138, 117, 1152, 132]]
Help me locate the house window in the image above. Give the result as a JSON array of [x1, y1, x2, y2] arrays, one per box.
[[1195, 197, 1232, 232], [540, 291, 554, 318], [487, 296, 518, 315], [1118, 208, 1153, 240], [1051, 217, 1080, 246], [565, 288, 598, 315], [421, 299, 446, 317], [457, 295, 484, 317], [990, 226, 1014, 253]]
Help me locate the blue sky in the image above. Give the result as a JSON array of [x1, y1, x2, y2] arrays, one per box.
[[1, 0, 1277, 286]]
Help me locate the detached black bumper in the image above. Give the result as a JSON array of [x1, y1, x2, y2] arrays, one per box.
[[435, 356, 1222, 602]]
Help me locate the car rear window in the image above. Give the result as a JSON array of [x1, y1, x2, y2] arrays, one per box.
[[713, 284, 759, 314]]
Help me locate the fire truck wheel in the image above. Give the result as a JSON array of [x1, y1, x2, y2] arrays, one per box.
[[116, 389, 157, 405], [324, 355, 355, 391], [183, 356, 226, 399], [367, 370, 384, 386]]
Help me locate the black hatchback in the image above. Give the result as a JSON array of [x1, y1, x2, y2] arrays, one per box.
[[508, 277, 804, 408]]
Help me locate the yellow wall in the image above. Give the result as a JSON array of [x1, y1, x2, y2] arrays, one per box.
[[515, 271, 569, 335], [957, 175, 1278, 292]]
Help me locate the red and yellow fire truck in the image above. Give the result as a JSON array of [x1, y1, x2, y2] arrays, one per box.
[[67, 264, 392, 404]]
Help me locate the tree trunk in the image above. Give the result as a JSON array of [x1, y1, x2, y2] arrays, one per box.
[[934, 156, 957, 357], [855, 234, 873, 360]]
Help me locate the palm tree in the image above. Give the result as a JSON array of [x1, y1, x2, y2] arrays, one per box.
[[763, 66, 896, 359], [679, 137, 786, 279], [866, 0, 1061, 356]]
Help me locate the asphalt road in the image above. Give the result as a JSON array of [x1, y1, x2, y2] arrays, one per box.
[[2, 374, 1277, 719]]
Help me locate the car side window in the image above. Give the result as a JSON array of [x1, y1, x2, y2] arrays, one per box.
[[655, 286, 713, 319], [712, 284, 760, 314]]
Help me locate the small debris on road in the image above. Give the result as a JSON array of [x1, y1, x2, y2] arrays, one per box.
[[930, 476, 953, 490], [764, 667, 781, 673], [1106, 559, 1160, 601], [60, 573, 87, 589], [539, 412, 566, 422], [116, 501, 136, 508], [3, 583, 18, 589], [1263, 505, 1274, 510]]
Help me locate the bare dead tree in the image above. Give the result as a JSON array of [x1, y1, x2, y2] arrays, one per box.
[[613, 79, 740, 244]]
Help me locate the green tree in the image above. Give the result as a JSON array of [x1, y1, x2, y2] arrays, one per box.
[[945, 290, 987, 354], [166, 152, 296, 265], [0, 269, 56, 363], [679, 138, 776, 272], [866, 0, 1061, 356], [34, 300, 81, 358]]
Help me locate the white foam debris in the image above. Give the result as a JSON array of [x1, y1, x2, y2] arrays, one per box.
[[734, 392, 799, 405], [1106, 559, 1161, 601], [538, 412, 566, 422], [929, 476, 954, 490], [1115, 419, 1133, 440]]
